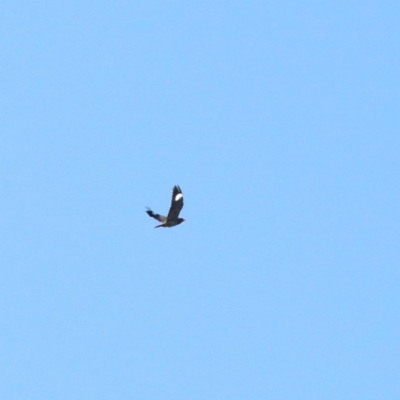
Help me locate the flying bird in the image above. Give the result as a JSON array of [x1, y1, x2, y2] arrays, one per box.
[[146, 185, 185, 228]]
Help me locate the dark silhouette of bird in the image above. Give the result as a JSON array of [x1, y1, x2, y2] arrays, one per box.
[[146, 185, 185, 228]]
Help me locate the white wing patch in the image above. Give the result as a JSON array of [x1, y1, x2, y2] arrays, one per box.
[[175, 193, 183, 201]]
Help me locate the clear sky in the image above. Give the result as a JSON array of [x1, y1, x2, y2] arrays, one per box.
[[1, 1, 399, 399]]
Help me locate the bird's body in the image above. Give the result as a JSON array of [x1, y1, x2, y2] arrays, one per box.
[[146, 185, 185, 228]]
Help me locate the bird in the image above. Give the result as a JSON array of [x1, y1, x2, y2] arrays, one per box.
[[146, 185, 185, 228]]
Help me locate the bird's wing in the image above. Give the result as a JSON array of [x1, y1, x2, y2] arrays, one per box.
[[146, 207, 167, 223], [167, 185, 184, 220]]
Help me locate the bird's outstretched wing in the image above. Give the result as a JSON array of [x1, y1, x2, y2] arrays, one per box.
[[146, 207, 167, 223], [167, 185, 184, 221]]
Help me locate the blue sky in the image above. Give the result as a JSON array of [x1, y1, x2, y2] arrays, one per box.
[[1, 1, 399, 399]]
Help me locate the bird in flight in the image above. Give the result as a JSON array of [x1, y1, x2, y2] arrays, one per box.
[[146, 185, 185, 228]]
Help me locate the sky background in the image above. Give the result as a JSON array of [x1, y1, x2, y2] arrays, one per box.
[[1, 1, 399, 399]]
